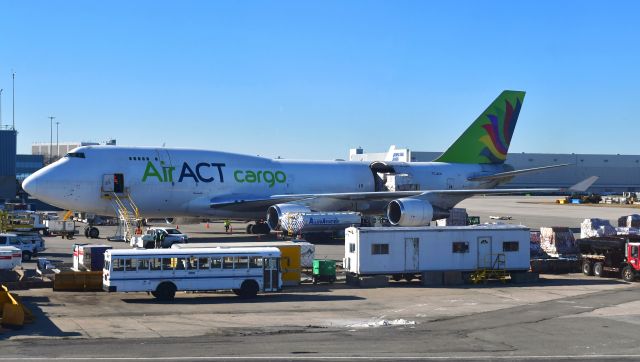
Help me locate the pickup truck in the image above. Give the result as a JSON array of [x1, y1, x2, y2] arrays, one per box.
[[0, 233, 41, 261]]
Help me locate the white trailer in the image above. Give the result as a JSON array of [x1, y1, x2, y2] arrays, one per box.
[[44, 220, 76, 239], [344, 225, 531, 279]]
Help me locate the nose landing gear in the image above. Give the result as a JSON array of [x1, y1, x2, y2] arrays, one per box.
[[84, 226, 100, 239]]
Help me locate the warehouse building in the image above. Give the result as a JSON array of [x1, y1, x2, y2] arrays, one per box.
[[349, 148, 640, 194]]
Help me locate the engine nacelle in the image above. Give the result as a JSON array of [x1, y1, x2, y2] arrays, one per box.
[[387, 198, 434, 226], [266, 203, 311, 230]]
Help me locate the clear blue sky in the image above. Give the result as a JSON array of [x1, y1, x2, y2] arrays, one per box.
[[1, 1, 638, 159]]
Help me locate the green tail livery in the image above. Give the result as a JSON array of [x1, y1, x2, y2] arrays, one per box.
[[435, 90, 525, 164]]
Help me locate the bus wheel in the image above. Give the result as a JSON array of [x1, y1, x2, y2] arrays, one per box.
[[154, 282, 176, 301], [238, 280, 259, 298]]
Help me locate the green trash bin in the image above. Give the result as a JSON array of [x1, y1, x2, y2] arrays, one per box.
[[312, 259, 336, 284]]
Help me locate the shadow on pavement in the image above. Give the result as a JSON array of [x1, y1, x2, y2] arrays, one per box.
[[121, 292, 364, 305], [0, 296, 82, 340]]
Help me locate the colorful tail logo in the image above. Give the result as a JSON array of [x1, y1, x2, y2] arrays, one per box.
[[479, 98, 522, 163], [434, 90, 525, 164]]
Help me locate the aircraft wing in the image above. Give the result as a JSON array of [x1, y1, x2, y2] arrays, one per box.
[[209, 176, 598, 211], [467, 164, 570, 182]]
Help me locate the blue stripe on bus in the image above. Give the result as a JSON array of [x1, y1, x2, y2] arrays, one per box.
[[108, 274, 264, 281]]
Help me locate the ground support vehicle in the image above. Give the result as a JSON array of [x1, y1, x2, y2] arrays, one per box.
[[14, 233, 46, 254], [130, 227, 187, 249], [0, 233, 39, 262], [344, 225, 532, 284], [577, 236, 640, 282], [172, 241, 307, 286], [312, 259, 336, 284], [44, 220, 76, 239], [103, 247, 281, 301]]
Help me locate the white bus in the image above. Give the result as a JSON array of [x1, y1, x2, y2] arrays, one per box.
[[103, 247, 281, 301]]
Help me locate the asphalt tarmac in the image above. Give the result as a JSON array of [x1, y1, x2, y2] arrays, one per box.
[[1, 196, 640, 361]]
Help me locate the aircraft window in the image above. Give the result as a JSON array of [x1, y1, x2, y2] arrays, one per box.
[[155, 157, 158, 161], [128, 157, 132, 160], [66, 152, 86, 159]]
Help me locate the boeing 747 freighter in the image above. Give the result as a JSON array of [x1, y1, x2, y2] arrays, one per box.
[[22, 91, 596, 236]]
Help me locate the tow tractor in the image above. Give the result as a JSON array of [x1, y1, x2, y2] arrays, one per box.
[[578, 235, 640, 282]]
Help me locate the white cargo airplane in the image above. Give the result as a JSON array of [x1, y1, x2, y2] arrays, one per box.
[[22, 91, 595, 236]]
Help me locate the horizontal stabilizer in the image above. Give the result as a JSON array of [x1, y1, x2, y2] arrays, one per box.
[[467, 164, 570, 182], [567, 176, 599, 193]]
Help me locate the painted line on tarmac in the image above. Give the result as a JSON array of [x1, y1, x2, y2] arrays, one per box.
[[1, 356, 640, 360]]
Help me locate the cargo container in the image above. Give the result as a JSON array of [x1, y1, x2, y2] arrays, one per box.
[[73, 244, 111, 271], [44, 220, 76, 239], [172, 241, 312, 286], [344, 225, 531, 278]]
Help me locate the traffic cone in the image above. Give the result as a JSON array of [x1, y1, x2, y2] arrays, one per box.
[[205, 223, 209, 229], [176, 225, 179, 230]]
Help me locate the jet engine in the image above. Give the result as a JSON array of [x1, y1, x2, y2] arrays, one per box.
[[387, 198, 437, 226], [266, 203, 312, 230]]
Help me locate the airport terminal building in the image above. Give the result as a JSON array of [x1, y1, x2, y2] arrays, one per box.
[[349, 148, 640, 194]]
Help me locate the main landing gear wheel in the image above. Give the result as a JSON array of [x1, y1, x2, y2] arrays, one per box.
[[84, 226, 99, 238], [247, 223, 270, 235]]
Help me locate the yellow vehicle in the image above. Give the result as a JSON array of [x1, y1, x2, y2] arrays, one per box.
[[172, 241, 302, 286]]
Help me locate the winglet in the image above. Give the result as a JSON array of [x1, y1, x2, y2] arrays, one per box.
[[568, 176, 599, 193]]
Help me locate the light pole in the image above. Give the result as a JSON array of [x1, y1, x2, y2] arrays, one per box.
[[48, 116, 55, 164], [56, 121, 60, 158], [12, 72, 15, 130]]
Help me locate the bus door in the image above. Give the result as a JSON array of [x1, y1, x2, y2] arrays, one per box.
[[263, 257, 280, 291]]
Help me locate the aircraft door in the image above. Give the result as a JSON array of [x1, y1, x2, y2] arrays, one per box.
[[447, 178, 455, 190], [477, 237, 492, 268], [102, 174, 124, 194], [404, 238, 419, 271]]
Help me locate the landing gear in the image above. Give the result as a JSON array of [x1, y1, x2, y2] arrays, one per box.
[[84, 226, 100, 239], [246, 222, 270, 235]]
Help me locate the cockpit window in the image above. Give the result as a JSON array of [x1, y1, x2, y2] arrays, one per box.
[[65, 152, 86, 159]]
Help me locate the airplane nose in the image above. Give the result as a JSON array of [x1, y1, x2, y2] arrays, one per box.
[[22, 173, 40, 196]]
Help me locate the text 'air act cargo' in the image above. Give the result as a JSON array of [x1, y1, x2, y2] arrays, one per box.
[[344, 224, 531, 279]]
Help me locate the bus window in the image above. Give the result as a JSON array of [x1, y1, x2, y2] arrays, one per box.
[[113, 258, 124, 272], [138, 259, 149, 271], [162, 258, 174, 270], [237, 256, 249, 269], [175, 258, 188, 270], [211, 257, 222, 269], [198, 257, 210, 269], [150, 258, 162, 271], [223, 257, 234, 269], [189, 257, 198, 269], [249, 257, 262, 268], [125, 258, 136, 271]]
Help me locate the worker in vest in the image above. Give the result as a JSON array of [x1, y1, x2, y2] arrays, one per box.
[[223, 219, 231, 233]]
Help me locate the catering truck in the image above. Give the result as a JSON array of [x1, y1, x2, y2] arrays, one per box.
[[344, 224, 531, 283], [578, 235, 640, 282]]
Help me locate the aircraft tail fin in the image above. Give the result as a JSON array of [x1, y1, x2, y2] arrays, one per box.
[[434, 90, 525, 164]]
